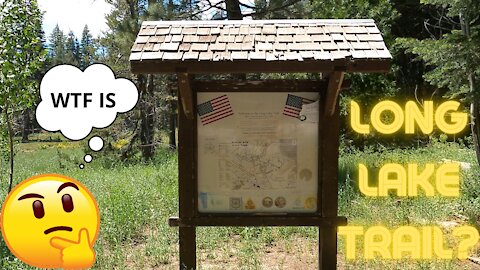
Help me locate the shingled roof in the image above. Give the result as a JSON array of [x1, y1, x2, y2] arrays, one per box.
[[130, 19, 392, 74]]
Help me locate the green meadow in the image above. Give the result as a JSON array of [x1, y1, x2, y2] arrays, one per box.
[[0, 135, 479, 269]]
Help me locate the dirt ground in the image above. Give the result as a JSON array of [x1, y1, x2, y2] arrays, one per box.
[[126, 235, 480, 270]]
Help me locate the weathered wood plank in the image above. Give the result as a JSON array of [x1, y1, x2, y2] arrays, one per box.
[[193, 80, 328, 92], [177, 73, 194, 119], [319, 97, 341, 269], [169, 216, 347, 227], [177, 80, 196, 269], [324, 71, 345, 116]]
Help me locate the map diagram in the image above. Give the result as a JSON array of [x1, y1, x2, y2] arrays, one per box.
[[197, 92, 319, 213], [207, 139, 298, 191]]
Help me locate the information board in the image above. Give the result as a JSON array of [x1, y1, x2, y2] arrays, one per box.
[[197, 92, 320, 213]]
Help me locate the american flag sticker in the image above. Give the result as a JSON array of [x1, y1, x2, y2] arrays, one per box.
[[283, 94, 314, 119], [197, 95, 234, 125]]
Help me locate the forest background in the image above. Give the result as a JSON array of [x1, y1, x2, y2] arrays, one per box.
[[1, 0, 480, 269]]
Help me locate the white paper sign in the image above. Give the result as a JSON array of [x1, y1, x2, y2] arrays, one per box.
[[197, 92, 319, 213]]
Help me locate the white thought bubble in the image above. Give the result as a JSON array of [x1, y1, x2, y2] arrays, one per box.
[[89, 136, 104, 152], [36, 64, 138, 140]]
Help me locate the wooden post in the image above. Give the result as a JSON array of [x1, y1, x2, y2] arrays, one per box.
[[177, 73, 196, 270], [178, 73, 194, 119], [324, 71, 345, 116], [319, 74, 341, 269], [179, 227, 196, 270], [319, 226, 338, 269]]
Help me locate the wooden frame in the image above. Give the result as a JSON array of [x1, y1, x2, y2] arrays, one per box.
[[129, 18, 391, 269], [171, 77, 347, 270]]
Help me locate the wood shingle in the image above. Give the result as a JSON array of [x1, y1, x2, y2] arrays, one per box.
[[130, 19, 392, 73]]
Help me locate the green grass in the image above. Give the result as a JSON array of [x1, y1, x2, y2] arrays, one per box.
[[336, 142, 480, 270], [0, 139, 479, 269]]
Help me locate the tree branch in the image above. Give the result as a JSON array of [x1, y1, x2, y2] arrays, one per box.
[[238, 2, 256, 9], [190, 0, 302, 19], [189, 0, 227, 18], [243, 0, 302, 17]]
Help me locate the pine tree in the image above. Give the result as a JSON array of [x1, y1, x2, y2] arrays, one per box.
[[80, 25, 95, 69], [65, 31, 80, 66], [49, 24, 67, 65]]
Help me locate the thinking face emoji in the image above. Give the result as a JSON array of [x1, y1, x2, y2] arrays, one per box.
[[1, 174, 100, 269]]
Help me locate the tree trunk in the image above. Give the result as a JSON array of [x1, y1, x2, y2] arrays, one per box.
[[461, 13, 480, 165], [5, 109, 14, 192], [469, 75, 480, 165], [121, 125, 140, 161], [21, 108, 30, 143], [225, 0, 242, 20], [168, 76, 177, 150], [225, 0, 246, 80], [169, 113, 176, 150], [139, 74, 155, 160]]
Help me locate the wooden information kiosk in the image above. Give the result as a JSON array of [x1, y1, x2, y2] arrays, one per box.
[[130, 19, 391, 269]]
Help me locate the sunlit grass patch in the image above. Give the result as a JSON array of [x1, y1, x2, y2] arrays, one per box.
[[0, 140, 478, 269]]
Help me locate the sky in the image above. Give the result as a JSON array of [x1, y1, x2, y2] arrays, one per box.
[[38, 0, 113, 39], [37, 0, 255, 40]]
